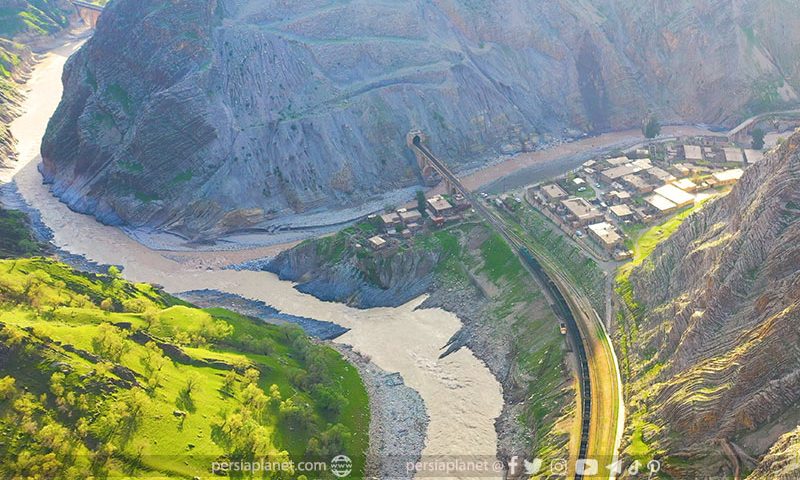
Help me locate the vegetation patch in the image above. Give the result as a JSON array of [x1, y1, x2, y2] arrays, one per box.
[[0, 211, 369, 478]]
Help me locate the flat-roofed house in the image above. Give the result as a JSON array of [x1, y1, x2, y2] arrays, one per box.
[[600, 165, 637, 183], [723, 147, 745, 164], [606, 190, 632, 205], [654, 184, 694, 208], [671, 163, 692, 176], [380, 212, 401, 228], [609, 204, 635, 221], [622, 174, 654, 194], [672, 178, 698, 192], [684, 145, 703, 162], [542, 184, 568, 202], [368, 235, 387, 250], [605, 156, 629, 166], [427, 195, 453, 216], [631, 159, 653, 171], [587, 222, 623, 251], [645, 194, 678, 214], [646, 166, 675, 184], [712, 168, 744, 186], [399, 209, 422, 225], [561, 198, 603, 226]]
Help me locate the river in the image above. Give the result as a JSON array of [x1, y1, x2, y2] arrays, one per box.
[[5, 41, 505, 477]]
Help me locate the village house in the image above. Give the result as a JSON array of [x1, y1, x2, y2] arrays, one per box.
[[600, 164, 637, 183], [587, 222, 623, 251], [399, 208, 422, 225], [368, 235, 388, 250], [712, 168, 744, 186], [671, 163, 692, 176], [654, 184, 695, 208], [646, 166, 675, 184], [621, 174, 655, 194], [605, 190, 632, 205], [723, 147, 745, 164], [609, 204, 635, 222], [672, 178, 698, 193], [380, 212, 401, 229], [561, 197, 603, 226], [684, 144, 703, 162], [427, 195, 453, 216], [542, 183, 569, 202], [605, 156, 629, 166], [645, 194, 678, 214]]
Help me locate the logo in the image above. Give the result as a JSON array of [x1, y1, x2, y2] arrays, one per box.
[[330, 455, 352, 478], [524, 458, 543, 475], [607, 459, 624, 475], [576, 458, 599, 476], [551, 458, 568, 476]]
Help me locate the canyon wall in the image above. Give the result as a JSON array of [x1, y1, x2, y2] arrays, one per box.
[[41, 0, 800, 238], [620, 131, 800, 476]]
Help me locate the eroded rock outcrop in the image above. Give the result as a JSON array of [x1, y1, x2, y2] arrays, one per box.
[[620, 131, 800, 476], [41, 0, 800, 239]]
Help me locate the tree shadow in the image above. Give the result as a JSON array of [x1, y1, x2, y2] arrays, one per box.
[[175, 388, 196, 413]]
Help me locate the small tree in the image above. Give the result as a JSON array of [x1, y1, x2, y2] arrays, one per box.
[[416, 190, 428, 217], [642, 114, 661, 139], [751, 127, 766, 150], [0, 376, 16, 401], [92, 324, 131, 362]]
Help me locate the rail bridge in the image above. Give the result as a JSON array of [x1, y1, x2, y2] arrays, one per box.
[[408, 130, 621, 478], [728, 108, 800, 144], [70, 0, 104, 29]]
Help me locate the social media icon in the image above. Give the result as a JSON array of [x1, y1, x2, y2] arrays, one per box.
[[647, 459, 661, 476], [576, 459, 599, 476], [606, 459, 624, 475], [551, 459, 568, 476], [524, 458, 543, 474], [628, 460, 642, 475]]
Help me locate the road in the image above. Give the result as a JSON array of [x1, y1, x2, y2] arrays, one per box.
[[412, 137, 623, 478]]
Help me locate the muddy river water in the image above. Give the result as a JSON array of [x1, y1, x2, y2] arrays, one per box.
[[4, 40, 505, 477]]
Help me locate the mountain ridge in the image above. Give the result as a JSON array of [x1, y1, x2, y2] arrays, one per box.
[[41, 0, 800, 239]]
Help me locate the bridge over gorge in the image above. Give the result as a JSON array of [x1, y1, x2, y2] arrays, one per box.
[[728, 108, 800, 144], [408, 129, 623, 479], [70, 0, 104, 29]]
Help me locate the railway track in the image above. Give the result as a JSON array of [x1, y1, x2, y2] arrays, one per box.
[[411, 136, 597, 477]]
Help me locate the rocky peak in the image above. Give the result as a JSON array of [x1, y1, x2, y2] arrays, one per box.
[[41, 0, 800, 239]]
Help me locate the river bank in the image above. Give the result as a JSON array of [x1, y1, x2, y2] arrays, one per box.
[[3, 38, 506, 479]]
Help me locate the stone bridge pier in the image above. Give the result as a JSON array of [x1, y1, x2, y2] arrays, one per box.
[[407, 129, 456, 192], [71, 1, 103, 29]]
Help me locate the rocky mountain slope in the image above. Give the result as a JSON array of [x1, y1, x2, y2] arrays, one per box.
[[618, 131, 800, 476], [0, 1, 72, 167], [41, 0, 800, 239]]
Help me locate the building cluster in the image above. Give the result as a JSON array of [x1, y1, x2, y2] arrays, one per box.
[[363, 193, 469, 251], [530, 139, 748, 259]]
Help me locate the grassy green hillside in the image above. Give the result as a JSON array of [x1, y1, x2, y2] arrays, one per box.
[[0, 210, 368, 478], [0, 1, 70, 39]]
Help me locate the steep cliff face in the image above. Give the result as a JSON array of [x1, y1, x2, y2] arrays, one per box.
[[41, 0, 800, 239], [749, 427, 800, 480], [620, 132, 800, 475], [268, 236, 441, 308]]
